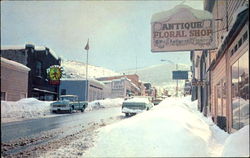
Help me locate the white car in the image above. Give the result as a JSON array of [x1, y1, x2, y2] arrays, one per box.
[[122, 97, 154, 116]]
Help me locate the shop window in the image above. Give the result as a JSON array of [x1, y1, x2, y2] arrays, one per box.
[[234, 44, 238, 53], [238, 38, 242, 48], [1, 92, 6, 101], [222, 80, 227, 117], [243, 31, 248, 42], [231, 51, 249, 131], [216, 82, 222, 116], [231, 49, 234, 56]]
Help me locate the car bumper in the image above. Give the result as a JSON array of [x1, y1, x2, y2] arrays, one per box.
[[51, 107, 71, 112], [122, 107, 145, 114]]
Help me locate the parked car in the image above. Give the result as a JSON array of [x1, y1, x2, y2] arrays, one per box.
[[122, 97, 154, 116], [50, 95, 88, 113]]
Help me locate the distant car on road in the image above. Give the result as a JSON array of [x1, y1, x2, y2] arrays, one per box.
[[51, 95, 88, 113], [122, 97, 154, 117]]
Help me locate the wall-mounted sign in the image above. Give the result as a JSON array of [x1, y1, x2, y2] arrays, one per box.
[[47, 65, 63, 85], [172, 71, 188, 80], [151, 5, 216, 52], [191, 80, 207, 86]]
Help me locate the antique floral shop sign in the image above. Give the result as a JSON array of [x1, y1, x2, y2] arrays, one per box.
[[151, 5, 216, 52]]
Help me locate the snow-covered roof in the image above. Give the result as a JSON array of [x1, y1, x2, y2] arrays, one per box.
[[1, 57, 30, 72], [151, 4, 213, 23], [1, 45, 25, 50], [1, 44, 59, 60], [34, 46, 59, 60]]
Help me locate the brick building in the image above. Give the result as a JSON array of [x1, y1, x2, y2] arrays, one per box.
[[1, 44, 61, 100]]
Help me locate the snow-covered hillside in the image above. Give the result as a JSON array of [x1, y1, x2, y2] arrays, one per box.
[[122, 63, 190, 94], [61, 60, 120, 79]]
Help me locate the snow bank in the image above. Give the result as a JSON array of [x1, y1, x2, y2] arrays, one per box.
[[85, 98, 123, 112], [222, 125, 249, 157], [1, 98, 53, 122], [84, 96, 224, 157]]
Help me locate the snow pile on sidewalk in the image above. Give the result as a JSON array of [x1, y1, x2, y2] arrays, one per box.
[[222, 125, 249, 157], [1, 98, 52, 122], [84, 96, 249, 157], [85, 98, 123, 112]]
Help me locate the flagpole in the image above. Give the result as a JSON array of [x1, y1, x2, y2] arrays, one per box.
[[85, 39, 89, 102], [86, 49, 89, 101]]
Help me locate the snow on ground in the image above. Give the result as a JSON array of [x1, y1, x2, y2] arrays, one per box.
[[1, 98, 53, 123], [1, 98, 123, 123], [85, 98, 123, 112], [82, 96, 248, 157], [222, 125, 249, 157]]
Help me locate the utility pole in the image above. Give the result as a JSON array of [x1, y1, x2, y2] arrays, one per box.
[[135, 55, 138, 74], [176, 64, 178, 97]]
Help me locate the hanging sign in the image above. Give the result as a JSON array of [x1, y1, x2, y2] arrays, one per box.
[[47, 65, 63, 85], [151, 5, 216, 52]]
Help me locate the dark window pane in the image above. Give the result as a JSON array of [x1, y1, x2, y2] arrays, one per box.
[[243, 31, 248, 42], [238, 38, 242, 48], [35, 61, 42, 76]]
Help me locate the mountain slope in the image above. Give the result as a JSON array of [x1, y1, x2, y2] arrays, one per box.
[[122, 63, 190, 94], [61, 60, 120, 79]]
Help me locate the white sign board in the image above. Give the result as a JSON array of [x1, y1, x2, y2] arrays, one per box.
[[151, 5, 216, 52]]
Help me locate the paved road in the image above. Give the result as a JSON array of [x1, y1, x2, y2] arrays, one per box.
[[1, 107, 125, 157]]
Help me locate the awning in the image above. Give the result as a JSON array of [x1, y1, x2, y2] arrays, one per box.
[[210, 8, 249, 71], [33, 88, 58, 95]]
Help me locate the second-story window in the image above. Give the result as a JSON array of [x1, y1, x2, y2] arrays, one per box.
[[35, 61, 42, 77]]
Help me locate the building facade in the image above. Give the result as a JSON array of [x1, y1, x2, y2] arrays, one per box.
[[60, 79, 105, 102], [1, 57, 30, 101], [197, 0, 249, 133], [1, 44, 61, 100], [97, 74, 143, 97]]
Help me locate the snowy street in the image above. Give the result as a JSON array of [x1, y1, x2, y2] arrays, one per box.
[[1, 106, 125, 157], [40, 96, 248, 157], [1, 1, 249, 157], [1, 96, 249, 157]]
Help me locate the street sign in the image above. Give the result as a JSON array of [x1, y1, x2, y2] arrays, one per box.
[[172, 71, 188, 80], [191, 81, 207, 86], [151, 5, 216, 52]]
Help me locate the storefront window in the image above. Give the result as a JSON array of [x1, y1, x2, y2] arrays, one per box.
[[217, 82, 222, 116], [231, 51, 249, 131], [222, 80, 227, 117]]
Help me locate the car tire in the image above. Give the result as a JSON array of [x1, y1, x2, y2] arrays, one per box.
[[81, 108, 84, 112], [125, 113, 129, 117], [69, 108, 72, 114]]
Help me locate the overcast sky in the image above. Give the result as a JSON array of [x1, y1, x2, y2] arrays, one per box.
[[1, 0, 203, 71]]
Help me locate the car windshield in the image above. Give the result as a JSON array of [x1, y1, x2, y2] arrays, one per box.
[[60, 96, 76, 102]]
